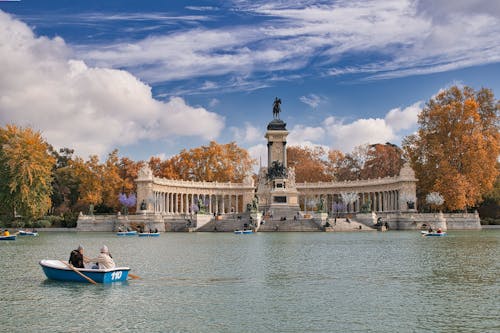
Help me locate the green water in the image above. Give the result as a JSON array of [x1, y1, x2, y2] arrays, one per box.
[[0, 231, 499, 332]]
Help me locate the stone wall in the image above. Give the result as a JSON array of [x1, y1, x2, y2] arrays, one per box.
[[374, 211, 481, 230], [77, 211, 481, 232]]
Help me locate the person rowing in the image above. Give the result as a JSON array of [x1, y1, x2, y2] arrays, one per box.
[[87, 245, 116, 270]]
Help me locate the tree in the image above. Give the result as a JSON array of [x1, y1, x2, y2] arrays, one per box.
[[0, 125, 55, 221], [403, 86, 500, 211], [287, 146, 332, 182], [72, 155, 103, 212], [340, 192, 359, 212], [51, 147, 79, 214], [426, 192, 444, 212], [100, 150, 123, 210], [360, 143, 404, 179], [152, 141, 255, 182], [328, 145, 369, 181]]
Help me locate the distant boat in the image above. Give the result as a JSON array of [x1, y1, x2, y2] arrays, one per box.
[[116, 230, 138, 236], [18, 230, 39, 236], [138, 232, 160, 237], [39, 259, 130, 283], [421, 231, 447, 237], [0, 234, 16, 241], [234, 230, 253, 234]]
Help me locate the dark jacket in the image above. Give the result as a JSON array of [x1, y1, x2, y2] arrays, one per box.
[[69, 250, 84, 268]]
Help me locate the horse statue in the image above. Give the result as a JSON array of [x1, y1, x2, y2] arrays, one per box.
[[272, 97, 282, 119]]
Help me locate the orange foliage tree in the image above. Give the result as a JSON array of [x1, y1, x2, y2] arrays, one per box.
[[287, 146, 333, 182], [360, 143, 404, 179], [151, 141, 255, 182], [403, 86, 500, 211], [0, 125, 55, 220], [71, 155, 103, 212]]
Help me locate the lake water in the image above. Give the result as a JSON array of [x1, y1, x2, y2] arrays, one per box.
[[1, 230, 499, 332]]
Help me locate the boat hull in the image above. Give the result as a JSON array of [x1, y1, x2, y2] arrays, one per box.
[[234, 230, 253, 234], [116, 231, 138, 236], [0, 235, 16, 241], [40, 260, 130, 283], [138, 233, 160, 237], [18, 231, 39, 236], [421, 231, 447, 237]]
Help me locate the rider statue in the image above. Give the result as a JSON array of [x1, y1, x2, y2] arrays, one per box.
[[273, 97, 282, 119]]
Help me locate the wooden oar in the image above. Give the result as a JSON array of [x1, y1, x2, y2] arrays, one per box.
[[128, 273, 141, 279], [60, 260, 97, 284]]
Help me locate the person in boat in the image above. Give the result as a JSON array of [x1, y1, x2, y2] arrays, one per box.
[[88, 245, 116, 270], [2, 229, 10, 236], [69, 245, 86, 268], [436, 228, 442, 234], [428, 226, 433, 233]]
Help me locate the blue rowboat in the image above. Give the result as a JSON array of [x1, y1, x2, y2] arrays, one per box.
[[116, 230, 137, 236], [424, 232, 447, 237], [138, 233, 160, 237], [18, 230, 39, 236], [39, 259, 130, 283], [234, 230, 253, 234], [0, 235, 16, 241]]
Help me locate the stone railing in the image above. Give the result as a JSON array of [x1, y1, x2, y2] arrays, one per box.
[[296, 174, 415, 190], [153, 177, 255, 190]]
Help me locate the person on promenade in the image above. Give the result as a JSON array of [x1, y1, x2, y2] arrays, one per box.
[[88, 245, 116, 270], [69, 245, 86, 268]]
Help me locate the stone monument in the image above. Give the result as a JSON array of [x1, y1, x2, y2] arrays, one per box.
[[256, 98, 300, 218]]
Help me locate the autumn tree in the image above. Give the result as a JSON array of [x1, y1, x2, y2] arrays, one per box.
[[51, 147, 80, 214], [287, 146, 333, 182], [328, 145, 369, 181], [403, 86, 500, 211], [0, 125, 55, 221], [152, 141, 254, 182], [360, 143, 404, 179], [119, 157, 143, 195], [71, 155, 103, 212], [99, 150, 123, 210]]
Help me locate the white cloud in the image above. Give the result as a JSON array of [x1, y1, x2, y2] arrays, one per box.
[[208, 98, 220, 108], [74, 1, 500, 87], [285, 99, 422, 153], [323, 117, 396, 153], [299, 94, 323, 109], [230, 122, 263, 144], [384, 102, 421, 132], [288, 125, 325, 145], [247, 143, 267, 171], [0, 11, 225, 158]]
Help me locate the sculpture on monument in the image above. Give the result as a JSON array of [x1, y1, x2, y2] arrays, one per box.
[[267, 160, 287, 180], [272, 97, 282, 119]]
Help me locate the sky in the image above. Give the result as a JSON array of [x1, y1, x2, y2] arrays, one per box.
[[1, 0, 500, 168]]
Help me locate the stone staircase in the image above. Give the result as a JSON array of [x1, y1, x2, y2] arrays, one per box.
[[258, 217, 322, 232], [326, 217, 377, 232], [196, 213, 254, 232]]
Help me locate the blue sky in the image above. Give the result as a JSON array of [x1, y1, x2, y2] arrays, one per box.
[[1, 0, 500, 167]]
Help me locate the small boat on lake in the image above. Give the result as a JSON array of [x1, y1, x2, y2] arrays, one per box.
[[39, 259, 130, 283], [0, 235, 16, 241], [138, 232, 160, 237], [234, 230, 253, 234], [116, 230, 138, 236], [18, 230, 39, 236], [421, 231, 447, 237]]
